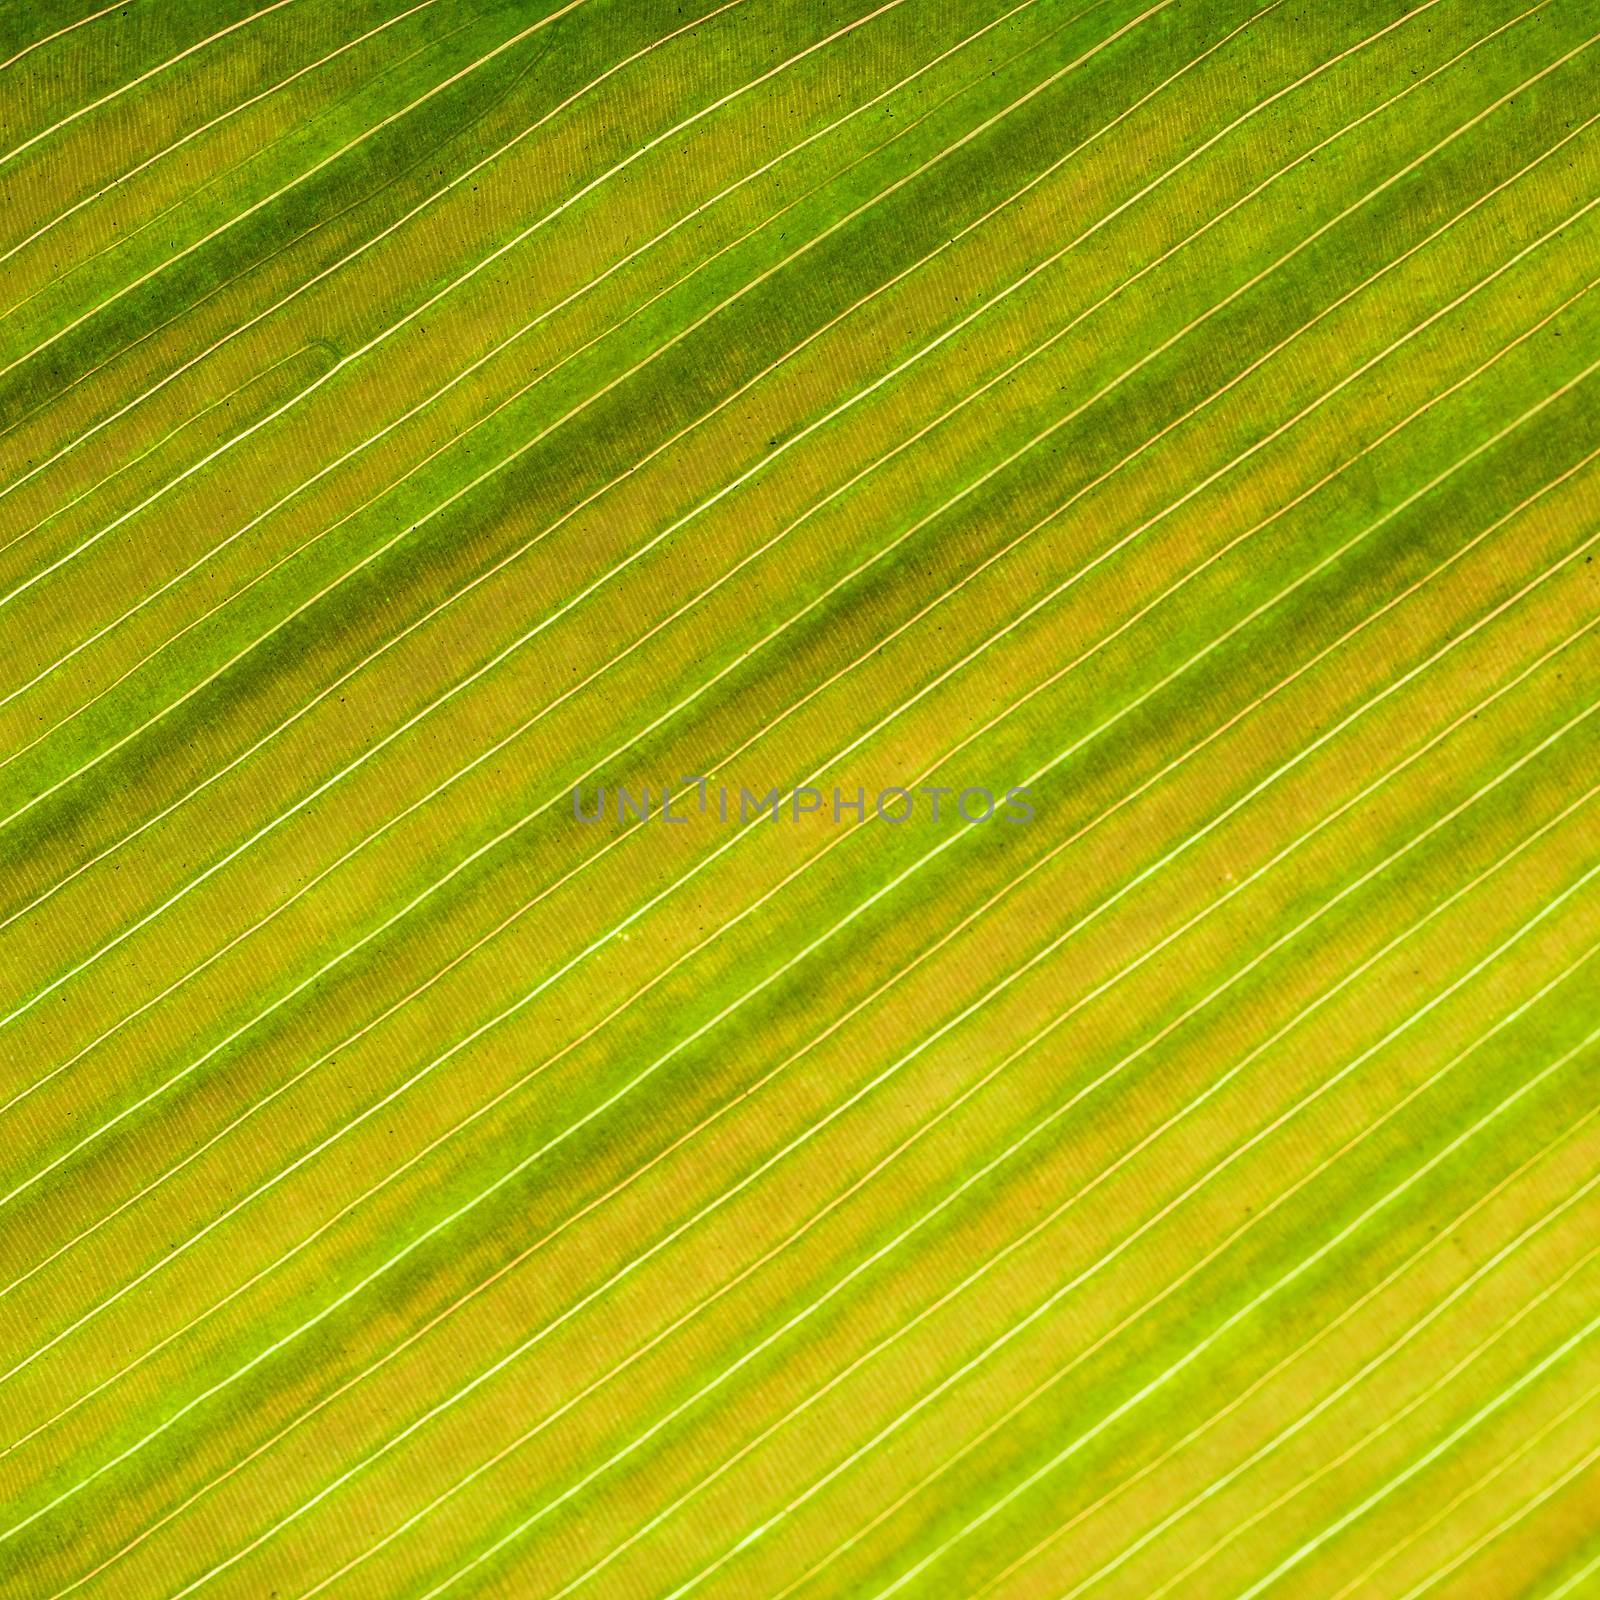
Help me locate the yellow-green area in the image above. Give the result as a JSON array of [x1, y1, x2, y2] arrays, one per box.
[[0, 0, 1596, 1595]]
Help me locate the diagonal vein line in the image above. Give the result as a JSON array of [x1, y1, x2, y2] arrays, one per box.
[[671, 925, 1600, 1600], [0, 0, 924, 604], [1065, 1182, 1600, 1597], [7, 177, 1586, 1399], [0, 11, 480, 351], [0, 339, 320, 586], [0, 0, 1548, 1141], [845, 971, 1600, 1600], [1232, 1313, 1600, 1597], [6, 9, 1593, 1587], [236, 654, 1600, 1600], [138, 442, 1600, 1592], [0, 0, 594, 378], [63, 851, 1600, 1600], [0, 0, 772, 566], [18, 3, 1561, 998], [28, 448, 1600, 1574], [0, 0, 1063, 736], [55, 499, 1587, 1600], [0, 1, 1063, 781], [0, 0, 1485, 846], [8, 0, 1537, 920], [6, 279, 1589, 1557], [798, 1252, 1600, 1600], [0, 0, 441, 271], [3, 0, 1474, 684], [0, 0, 1284, 1092], [0, 0, 1170, 834], [18, 418, 1591, 1539], [22, 381, 1595, 1576], [1147, 1310, 1600, 1600], [1546, 1547, 1600, 1600], [0, 0, 753, 501], [9, 6, 1587, 1510], [8, 0, 1463, 763], [841, 1114, 1600, 1600], [0, 0, 134, 75], [0, 0, 300, 171], [485, 845, 1600, 1600], [1331, 1373, 1600, 1599], [6, 223, 1591, 1443], [1388, 1399, 1600, 1600], [1013, 1241, 1600, 1599]]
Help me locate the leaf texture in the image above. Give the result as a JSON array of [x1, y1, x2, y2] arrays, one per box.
[[0, 1, 1596, 1596]]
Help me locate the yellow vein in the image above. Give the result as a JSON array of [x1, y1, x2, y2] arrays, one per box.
[[0, 0, 440, 272], [0, 0, 1519, 1146], [506, 862, 1600, 1600], [0, 0, 300, 171], [1232, 1317, 1600, 1597], [1067, 1193, 1600, 1598], [830, 1114, 1600, 1600], [6, 252, 1589, 1454], [0, 0, 137, 75], [843, 993, 1600, 1600], [0, 0, 592, 376], [247, 649, 1600, 1599]]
